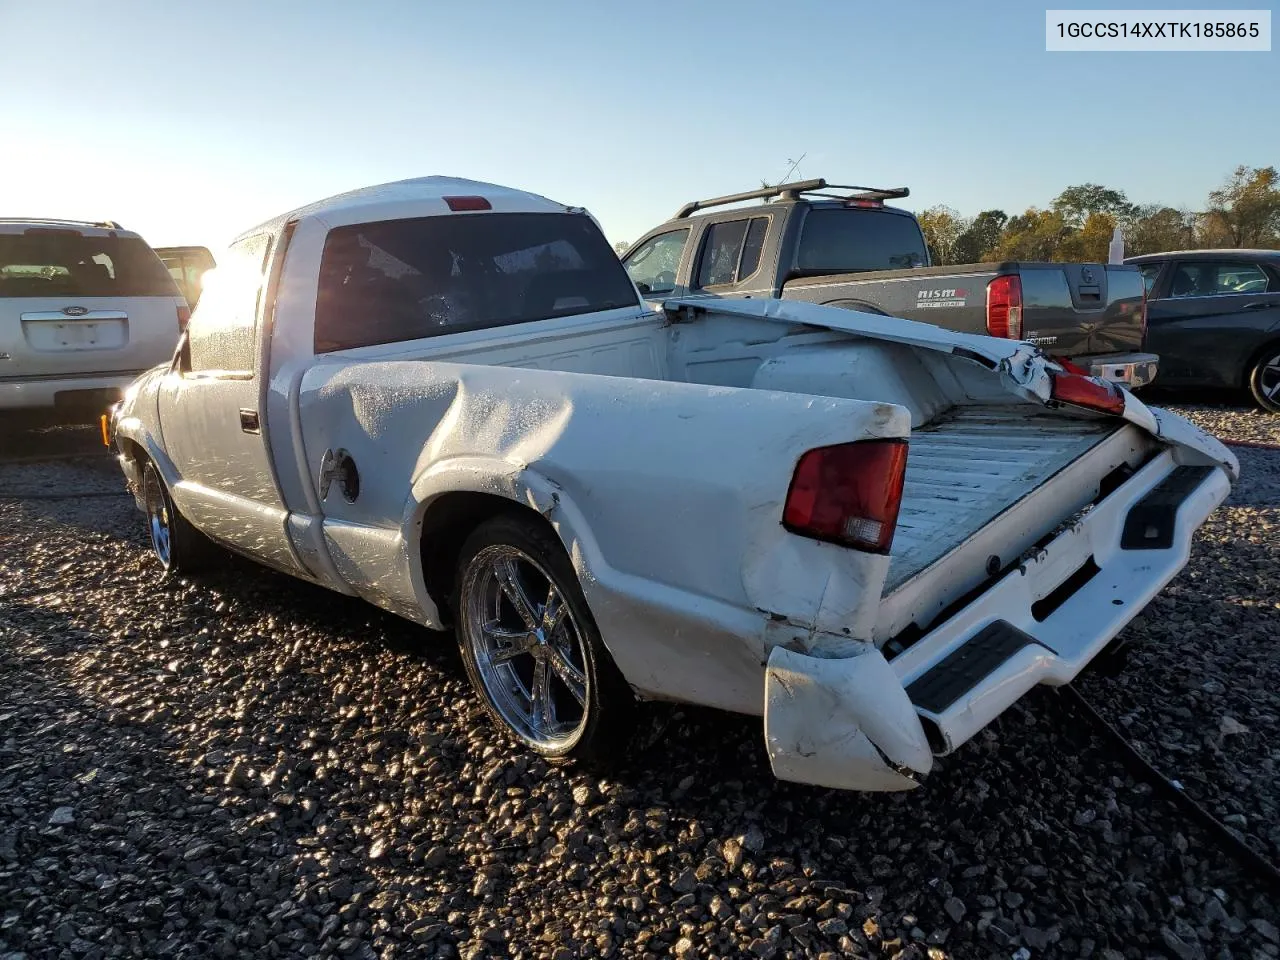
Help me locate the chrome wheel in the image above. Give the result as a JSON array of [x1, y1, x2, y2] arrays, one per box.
[[462, 545, 590, 750], [143, 468, 172, 568], [1260, 355, 1280, 403]]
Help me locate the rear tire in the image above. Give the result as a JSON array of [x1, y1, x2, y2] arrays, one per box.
[[1248, 345, 1280, 413], [141, 460, 217, 576], [453, 513, 635, 765]]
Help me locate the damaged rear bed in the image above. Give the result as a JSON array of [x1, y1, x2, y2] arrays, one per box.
[[887, 404, 1119, 591]]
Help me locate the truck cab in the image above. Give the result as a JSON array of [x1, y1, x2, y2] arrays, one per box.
[[622, 181, 927, 303], [622, 179, 1158, 389]]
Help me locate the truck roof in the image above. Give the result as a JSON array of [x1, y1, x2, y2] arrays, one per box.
[[0, 218, 135, 238], [235, 176, 572, 245], [667, 197, 917, 232], [671, 178, 911, 220]]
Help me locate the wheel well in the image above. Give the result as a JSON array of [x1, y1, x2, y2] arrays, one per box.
[[418, 492, 557, 626], [1243, 336, 1280, 388], [120, 438, 148, 471]]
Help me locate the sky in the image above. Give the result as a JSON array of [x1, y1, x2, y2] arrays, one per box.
[[2, 0, 1277, 249]]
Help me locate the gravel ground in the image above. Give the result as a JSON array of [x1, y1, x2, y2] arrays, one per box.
[[1, 407, 1277, 960], [1163, 404, 1280, 448]]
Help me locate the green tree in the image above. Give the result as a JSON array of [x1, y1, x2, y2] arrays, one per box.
[[917, 205, 969, 265], [1052, 183, 1135, 227], [1057, 212, 1118, 262], [1124, 205, 1196, 256], [989, 208, 1072, 261], [1203, 165, 1280, 247], [953, 210, 1008, 263]]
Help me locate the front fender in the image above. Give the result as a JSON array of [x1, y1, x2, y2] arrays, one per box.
[[113, 369, 180, 505]]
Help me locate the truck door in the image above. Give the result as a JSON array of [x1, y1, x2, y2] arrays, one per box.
[[155, 233, 307, 577]]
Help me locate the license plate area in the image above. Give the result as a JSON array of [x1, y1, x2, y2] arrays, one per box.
[[21, 311, 128, 351]]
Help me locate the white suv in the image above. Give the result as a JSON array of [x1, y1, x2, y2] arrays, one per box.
[[0, 218, 188, 419]]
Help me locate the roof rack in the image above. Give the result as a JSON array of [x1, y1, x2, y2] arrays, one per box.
[[673, 178, 910, 219], [0, 217, 124, 230]]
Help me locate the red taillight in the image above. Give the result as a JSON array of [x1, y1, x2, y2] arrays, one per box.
[[444, 195, 491, 212], [986, 275, 1023, 339], [845, 199, 884, 209], [782, 440, 909, 554], [177, 304, 191, 331], [1049, 371, 1126, 416]]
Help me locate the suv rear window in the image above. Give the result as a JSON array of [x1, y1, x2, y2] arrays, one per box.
[[0, 231, 179, 298], [315, 213, 639, 353], [795, 208, 929, 275]]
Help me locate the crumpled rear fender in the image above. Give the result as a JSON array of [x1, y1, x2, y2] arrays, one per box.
[[764, 645, 933, 792]]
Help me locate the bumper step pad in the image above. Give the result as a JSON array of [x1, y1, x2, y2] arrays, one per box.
[[1120, 465, 1215, 550], [906, 620, 1044, 714]]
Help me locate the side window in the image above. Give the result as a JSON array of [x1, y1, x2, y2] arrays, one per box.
[[695, 217, 769, 288], [738, 218, 769, 280], [1169, 261, 1271, 299], [622, 229, 690, 296], [1139, 264, 1162, 297], [185, 234, 271, 374]]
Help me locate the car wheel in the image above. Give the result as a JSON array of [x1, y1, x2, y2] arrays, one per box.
[[141, 460, 216, 576], [1249, 345, 1280, 413], [454, 513, 635, 764]]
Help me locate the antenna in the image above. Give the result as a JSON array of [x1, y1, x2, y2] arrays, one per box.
[[779, 153, 807, 185]]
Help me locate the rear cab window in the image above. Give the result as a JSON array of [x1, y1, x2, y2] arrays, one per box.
[[694, 216, 770, 289], [0, 230, 179, 298], [314, 212, 639, 353], [794, 207, 929, 275]]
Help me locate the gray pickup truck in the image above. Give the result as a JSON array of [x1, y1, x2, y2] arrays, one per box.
[[622, 178, 1158, 387]]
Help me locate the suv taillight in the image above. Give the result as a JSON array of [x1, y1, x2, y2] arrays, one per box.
[[782, 440, 909, 554], [1049, 371, 1126, 416], [177, 304, 191, 332], [986, 275, 1023, 339], [1139, 288, 1148, 343]]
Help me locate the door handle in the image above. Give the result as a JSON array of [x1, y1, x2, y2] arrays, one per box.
[[239, 409, 260, 433], [1242, 301, 1271, 311]]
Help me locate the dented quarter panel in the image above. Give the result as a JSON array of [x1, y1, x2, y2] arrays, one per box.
[[296, 358, 911, 713]]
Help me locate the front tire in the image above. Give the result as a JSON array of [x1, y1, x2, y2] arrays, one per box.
[[141, 460, 216, 576], [1248, 345, 1280, 413], [454, 514, 634, 764]]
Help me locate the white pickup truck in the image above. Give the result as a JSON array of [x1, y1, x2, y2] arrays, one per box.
[[108, 177, 1238, 793]]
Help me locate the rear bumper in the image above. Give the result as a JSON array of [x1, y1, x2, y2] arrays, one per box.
[[764, 447, 1229, 791], [1086, 352, 1159, 389], [0, 371, 144, 410]]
